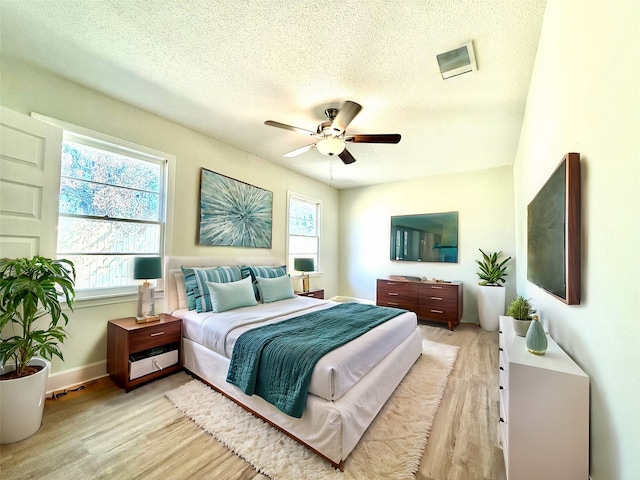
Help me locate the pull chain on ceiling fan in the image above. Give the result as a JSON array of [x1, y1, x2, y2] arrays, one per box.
[[264, 100, 401, 165]]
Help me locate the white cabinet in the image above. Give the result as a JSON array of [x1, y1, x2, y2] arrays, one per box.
[[498, 316, 589, 480]]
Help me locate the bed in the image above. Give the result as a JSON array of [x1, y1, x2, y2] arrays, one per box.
[[164, 256, 422, 468]]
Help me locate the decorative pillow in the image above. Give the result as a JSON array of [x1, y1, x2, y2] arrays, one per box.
[[181, 266, 242, 312], [206, 276, 258, 313], [174, 272, 187, 310], [240, 265, 287, 300], [256, 275, 295, 303]]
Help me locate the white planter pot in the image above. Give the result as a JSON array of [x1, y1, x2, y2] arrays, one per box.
[[0, 358, 50, 444], [477, 285, 506, 331]]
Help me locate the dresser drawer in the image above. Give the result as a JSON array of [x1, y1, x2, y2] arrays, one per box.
[[128, 321, 182, 353], [376, 280, 419, 310], [421, 283, 458, 300]]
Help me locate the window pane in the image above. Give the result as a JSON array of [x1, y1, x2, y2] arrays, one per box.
[[289, 235, 318, 255], [63, 254, 139, 290], [59, 178, 159, 221], [61, 142, 160, 192], [57, 217, 160, 254], [289, 199, 317, 236]]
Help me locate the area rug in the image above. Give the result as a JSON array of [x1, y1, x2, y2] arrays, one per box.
[[165, 339, 459, 479]]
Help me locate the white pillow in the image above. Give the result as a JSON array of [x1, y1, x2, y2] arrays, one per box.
[[206, 276, 258, 313], [256, 274, 295, 303], [174, 273, 187, 310]]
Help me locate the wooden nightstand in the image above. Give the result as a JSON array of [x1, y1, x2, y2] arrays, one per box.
[[107, 314, 183, 392], [295, 289, 324, 299]]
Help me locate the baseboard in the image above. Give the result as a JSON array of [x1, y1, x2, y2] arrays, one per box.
[[46, 360, 108, 395]]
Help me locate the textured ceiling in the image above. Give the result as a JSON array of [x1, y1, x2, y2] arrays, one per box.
[[0, 0, 547, 189]]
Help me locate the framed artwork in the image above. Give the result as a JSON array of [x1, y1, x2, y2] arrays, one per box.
[[198, 168, 273, 248]]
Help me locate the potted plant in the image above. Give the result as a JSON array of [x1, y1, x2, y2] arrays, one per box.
[[506, 295, 536, 336], [475, 249, 511, 331], [0, 256, 75, 444]]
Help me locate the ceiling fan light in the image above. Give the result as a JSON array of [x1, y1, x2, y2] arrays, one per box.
[[316, 137, 345, 156]]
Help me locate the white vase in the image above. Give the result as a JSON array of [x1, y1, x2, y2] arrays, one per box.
[[0, 358, 50, 444], [477, 285, 506, 331]]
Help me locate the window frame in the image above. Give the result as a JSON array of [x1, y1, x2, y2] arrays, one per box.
[[286, 191, 322, 275], [31, 113, 175, 303]]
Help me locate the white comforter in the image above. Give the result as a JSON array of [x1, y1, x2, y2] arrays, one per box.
[[172, 296, 417, 402]]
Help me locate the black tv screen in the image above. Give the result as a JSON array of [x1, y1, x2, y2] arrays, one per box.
[[527, 153, 581, 304], [390, 212, 458, 263]]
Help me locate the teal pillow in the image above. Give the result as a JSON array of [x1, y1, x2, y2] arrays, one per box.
[[240, 265, 287, 300], [182, 266, 242, 312], [256, 274, 295, 303], [206, 276, 258, 313]]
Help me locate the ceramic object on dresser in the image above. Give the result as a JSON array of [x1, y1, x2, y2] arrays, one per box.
[[505, 296, 535, 337], [526, 315, 548, 355], [512, 318, 532, 336]]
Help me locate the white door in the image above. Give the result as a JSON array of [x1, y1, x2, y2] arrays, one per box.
[[0, 106, 63, 258]]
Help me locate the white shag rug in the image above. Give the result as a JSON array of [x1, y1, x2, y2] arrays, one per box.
[[165, 339, 459, 480]]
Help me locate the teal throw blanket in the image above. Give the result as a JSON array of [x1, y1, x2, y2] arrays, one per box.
[[226, 302, 405, 418]]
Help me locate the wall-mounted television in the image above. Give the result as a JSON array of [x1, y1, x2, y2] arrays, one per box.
[[527, 153, 581, 304], [390, 212, 458, 263]]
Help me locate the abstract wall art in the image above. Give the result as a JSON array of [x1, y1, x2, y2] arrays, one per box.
[[198, 168, 273, 248]]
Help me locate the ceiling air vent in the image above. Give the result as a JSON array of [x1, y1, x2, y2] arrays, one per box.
[[436, 41, 477, 79]]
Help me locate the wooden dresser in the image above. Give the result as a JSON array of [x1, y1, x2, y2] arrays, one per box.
[[376, 279, 463, 330]]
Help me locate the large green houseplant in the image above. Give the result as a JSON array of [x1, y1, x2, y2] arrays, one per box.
[[0, 256, 75, 443], [475, 249, 512, 331], [476, 249, 511, 286]]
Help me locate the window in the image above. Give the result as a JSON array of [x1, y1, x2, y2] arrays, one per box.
[[287, 192, 321, 272]]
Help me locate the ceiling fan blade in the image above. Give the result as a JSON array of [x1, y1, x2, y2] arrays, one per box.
[[345, 134, 401, 144], [283, 143, 316, 157], [264, 120, 317, 136], [338, 148, 356, 165], [331, 101, 362, 134]]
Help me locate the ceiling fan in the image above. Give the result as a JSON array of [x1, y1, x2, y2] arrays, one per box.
[[264, 101, 401, 165]]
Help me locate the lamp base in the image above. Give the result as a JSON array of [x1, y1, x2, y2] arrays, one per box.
[[302, 274, 310, 293], [135, 315, 160, 324]]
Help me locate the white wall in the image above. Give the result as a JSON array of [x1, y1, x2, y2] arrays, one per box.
[[0, 57, 340, 376], [513, 1, 639, 479], [339, 166, 516, 322]]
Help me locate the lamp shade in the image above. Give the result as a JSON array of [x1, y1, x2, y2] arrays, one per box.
[[294, 258, 315, 272], [133, 256, 162, 280]]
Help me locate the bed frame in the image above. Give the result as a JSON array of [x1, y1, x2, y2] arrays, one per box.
[[164, 256, 422, 468]]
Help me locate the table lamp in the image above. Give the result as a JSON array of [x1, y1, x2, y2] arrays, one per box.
[[133, 256, 162, 323], [294, 258, 315, 292]]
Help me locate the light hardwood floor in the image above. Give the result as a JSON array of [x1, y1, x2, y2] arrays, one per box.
[[0, 322, 506, 480]]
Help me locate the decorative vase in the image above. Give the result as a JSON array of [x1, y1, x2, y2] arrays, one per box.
[[477, 285, 505, 332], [0, 358, 50, 444], [526, 316, 548, 355]]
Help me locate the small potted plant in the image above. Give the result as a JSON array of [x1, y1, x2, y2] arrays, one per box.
[[0, 256, 75, 444], [506, 295, 536, 336], [475, 249, 511, 331]]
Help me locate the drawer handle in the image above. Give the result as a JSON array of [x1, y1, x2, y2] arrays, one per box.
[[388, 292, 399, 296], [431, 286, 443, 289], [150, 332, 165, 337], [430, 309, 444, 314], [499, 386, 504, 390], [499, 347, 503, 351], [500, 366, 504, 371], [431, 296, 443, 301], [388, 302, 399, 306], [499, 417, 505, 423]]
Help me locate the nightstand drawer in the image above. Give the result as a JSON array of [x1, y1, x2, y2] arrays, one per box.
[[128, 321, 181, 353], [130, 348, 179, 380]]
